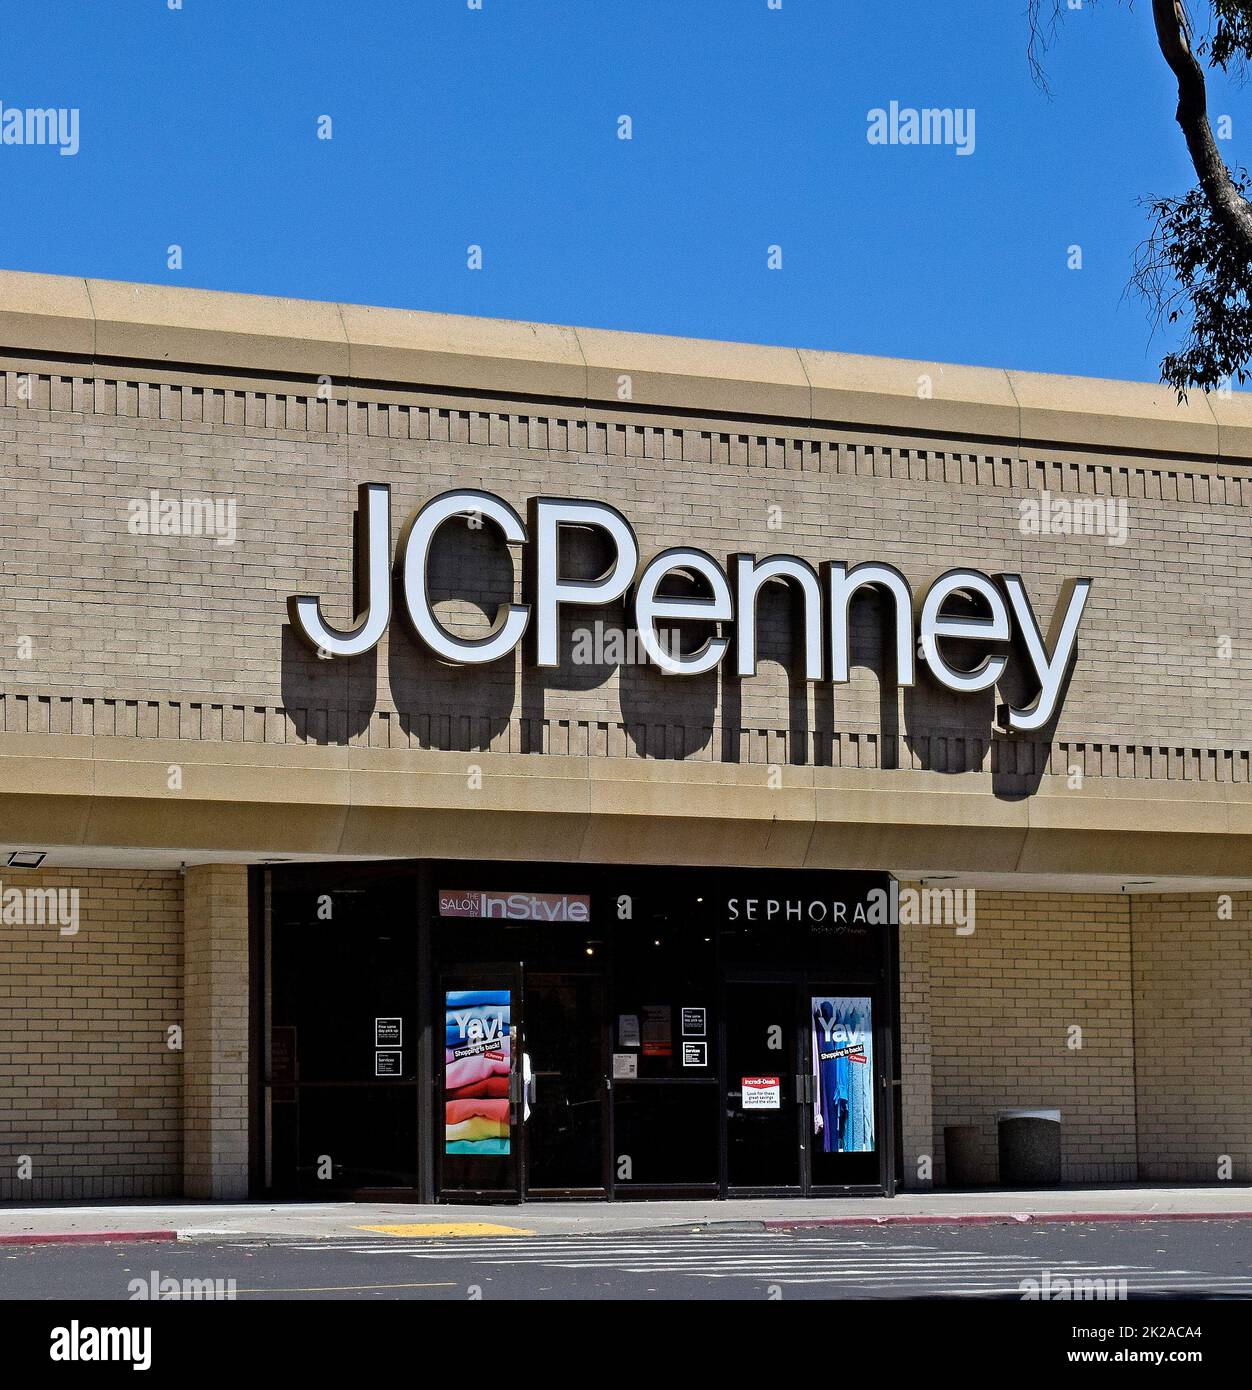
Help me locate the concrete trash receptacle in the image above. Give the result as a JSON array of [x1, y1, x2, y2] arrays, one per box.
[[998, 1108, 1061, 1185], [943, 1124, 982, 1187]]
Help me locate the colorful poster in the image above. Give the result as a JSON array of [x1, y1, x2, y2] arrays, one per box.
[[811, 996, 875, 1154], [444, 989, 511, 1156]]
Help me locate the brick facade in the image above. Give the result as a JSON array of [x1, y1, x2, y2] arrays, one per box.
[[0, 387, 1248, 780], [1131, 893, 1252, 1182], [896, 890, 1252, 1187], [0, 274, 1247, 1199], [182, 865, 250, 1200], [0, 868, 182, 1200]]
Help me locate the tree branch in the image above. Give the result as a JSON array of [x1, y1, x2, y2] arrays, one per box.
[[1152, 0, 1252, 256]]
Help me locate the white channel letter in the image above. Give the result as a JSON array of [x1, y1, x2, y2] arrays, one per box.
[[287, 482, 391, 657], [528, 498, 639, 668], [918, 569, 1010, 693], [633, 547, 733, 675], [399, 489, 529, 663], [997, 574, 1092, 733], [731, 554, 824, 681], [826, 561, 916, 686]]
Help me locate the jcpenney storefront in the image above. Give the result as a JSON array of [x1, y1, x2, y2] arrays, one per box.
[[266, 862, 896, 1199], [0, 270, 1249, 1205]]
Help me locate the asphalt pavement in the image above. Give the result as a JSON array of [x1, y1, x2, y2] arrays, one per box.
[[4, 1219, 1251, 1300]]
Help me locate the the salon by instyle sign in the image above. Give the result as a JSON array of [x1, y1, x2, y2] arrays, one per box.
[[287, 485, 1092, 734]]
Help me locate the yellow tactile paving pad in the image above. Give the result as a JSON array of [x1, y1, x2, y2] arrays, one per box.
[[354, 1222, 536, 1237]]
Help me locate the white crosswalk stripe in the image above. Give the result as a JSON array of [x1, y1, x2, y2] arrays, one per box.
[[258, 1232, 1252, 1296]]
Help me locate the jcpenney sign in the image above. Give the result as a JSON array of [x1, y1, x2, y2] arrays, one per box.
[[288, 485, 1092, 734]]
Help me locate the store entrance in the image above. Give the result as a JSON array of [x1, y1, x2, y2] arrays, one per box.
[[439, 963, 609, 1201], [264, 861, 897, 1202], [725, 976, 885, 1195]]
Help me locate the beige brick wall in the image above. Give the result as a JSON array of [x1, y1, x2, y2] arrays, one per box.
[[2, 867, 1247, 1197], [1132, 892, 1252, 1182], [898, 909, 934, 1188], [0, 867, 182, 1199], [920, 892, 1139, 1184], [182, 864, 250, 1199], [0, 382, 1247, 778], [0, 341, 1246, 1199]]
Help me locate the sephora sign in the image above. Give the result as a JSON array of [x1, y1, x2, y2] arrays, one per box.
[[288, 484, 1092, 734]]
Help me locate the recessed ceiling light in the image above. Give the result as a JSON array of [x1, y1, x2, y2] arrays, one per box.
[[7, 850, 47, 869]]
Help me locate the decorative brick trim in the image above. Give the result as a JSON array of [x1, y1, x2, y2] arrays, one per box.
[[1, 692, 1249, 783], [2, 373, 1250, 504]]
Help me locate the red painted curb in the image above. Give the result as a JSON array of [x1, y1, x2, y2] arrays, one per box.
[[763, 1211, 1252, 1230], [0, 1230, 178, 1247]]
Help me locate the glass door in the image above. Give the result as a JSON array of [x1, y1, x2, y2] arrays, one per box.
[[438, 965, 609, 1200], [804, 985, 884, 1191], [522, 971, 608, 1196], [267, 870, 420, 1195], [724, 979, 804, 1192], [722, 978, 888, 1196], [438, 965, 521, 1201]]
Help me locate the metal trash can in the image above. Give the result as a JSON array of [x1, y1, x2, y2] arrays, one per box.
[[998, 1108, 1061, 1186], [943, 1124, 983, 1188]]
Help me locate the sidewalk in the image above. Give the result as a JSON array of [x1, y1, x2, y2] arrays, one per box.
[[3, 1185, 1252, 1244]]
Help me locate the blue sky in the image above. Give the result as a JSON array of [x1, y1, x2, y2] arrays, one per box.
[[3, 0, 1247, 381]]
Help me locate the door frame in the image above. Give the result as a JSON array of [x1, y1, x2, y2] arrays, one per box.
[[720, 971, 893, 1198], [436, 961, 524, 1203], [804, 978, 893, 1197], [436, 962, 613, 1202], [720, 969, 806, 1198], [519, 966, 612, 1201]]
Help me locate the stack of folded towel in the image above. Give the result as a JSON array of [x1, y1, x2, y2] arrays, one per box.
[[444, 989, 512, 1156]]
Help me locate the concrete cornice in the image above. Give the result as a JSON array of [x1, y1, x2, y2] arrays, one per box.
[[1, 267, 1250, 461], [0, 734, 1249, 878]]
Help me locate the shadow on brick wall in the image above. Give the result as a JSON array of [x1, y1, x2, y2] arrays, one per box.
[[279, 625, 376, 744]]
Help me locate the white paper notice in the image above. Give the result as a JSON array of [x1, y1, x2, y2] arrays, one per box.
[[741, 1075, 781, 1109]]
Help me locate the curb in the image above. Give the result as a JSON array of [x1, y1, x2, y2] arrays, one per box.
[[0, 1230, 178, 1247], [757, 1211, 1252, 1231]]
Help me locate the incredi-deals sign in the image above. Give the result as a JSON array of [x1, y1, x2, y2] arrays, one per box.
[[288, 485, 1092, 734]]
